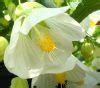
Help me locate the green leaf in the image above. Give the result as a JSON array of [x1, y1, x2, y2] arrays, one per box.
[[36, 0, 56, 7], [71, 0, 100, 22], [4, 0, 12, 7], [0, 1, 6, 11], [0, 12, 4, 18]]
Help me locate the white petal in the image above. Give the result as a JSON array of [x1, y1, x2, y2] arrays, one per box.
[[4, 34, 43, 79], [87, 71, 100, 82], [9, 16, 23, 48], [84, 74, 98, 88], [66, 64, 86, 82], [65, 56, 90, 82], [45, 13, 85, 41], [66, 81, 83, 88], [20, 7, 69, 35], [48, 24, 73, 58], [31, 74, 57, 88], [92, 57, 100, 69], [42, 55, 78, 74]]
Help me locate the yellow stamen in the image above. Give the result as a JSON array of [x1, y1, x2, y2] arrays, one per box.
[[90, 20, 96, 28], [40, 34, 56, 52], [34, 26, 56, 52], [55, 73, 66, 84]]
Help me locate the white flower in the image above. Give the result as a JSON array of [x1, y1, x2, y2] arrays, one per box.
[[89, 10, 100, 25], [81, 10, 100, 35], [4, 2, 85, 79], [31, 55, 90, 88]]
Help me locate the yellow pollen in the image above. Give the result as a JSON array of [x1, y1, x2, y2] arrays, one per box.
[[55, 73, 66, 84], [90, 20, 96, 28], [40, 34, 56, 52]]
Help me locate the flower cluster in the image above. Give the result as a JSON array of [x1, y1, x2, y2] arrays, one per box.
[[3, 1, 100, 88]]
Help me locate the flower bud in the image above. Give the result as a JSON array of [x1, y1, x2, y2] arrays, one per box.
[[10, 77, 29, 88], [0, 36, 8, 62], [8, 2, 16, 18], [81, 42, 94, 61], [0, 18, 9, 27], [13, 2, 44, 20]]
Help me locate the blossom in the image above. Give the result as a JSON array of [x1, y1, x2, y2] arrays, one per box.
[[31, 55, 90, 88], [81, 10, 100, 35], [4, 2, 85, 78]]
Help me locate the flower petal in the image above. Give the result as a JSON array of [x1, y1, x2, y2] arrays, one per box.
[[66, 64, 86, 82], [20, 7, 69, 35], [66, 81, 83, 88], [87, 71, 100, 83], [84, 74, 98, 88], [4, 34, 43, 78], [92, 57, 100, 69], [48, 24, 73, 58], [9, 16, 23, 48], [45, 13, 85, 41], [31, 74, 57, 88], [42, 55, 78, 74]]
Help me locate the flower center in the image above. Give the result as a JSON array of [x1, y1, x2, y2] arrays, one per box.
[[40, 34, 56, 52], [55, 73, 66, 84], [90, 20, 96, 28]]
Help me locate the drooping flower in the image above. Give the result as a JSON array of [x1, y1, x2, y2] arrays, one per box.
[[81, 10, 100, 36], [31, 55, 90, 88], [4, 2, 85, 78]]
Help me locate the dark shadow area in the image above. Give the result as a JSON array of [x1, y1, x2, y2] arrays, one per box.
[[0, 62, 31, 88]]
